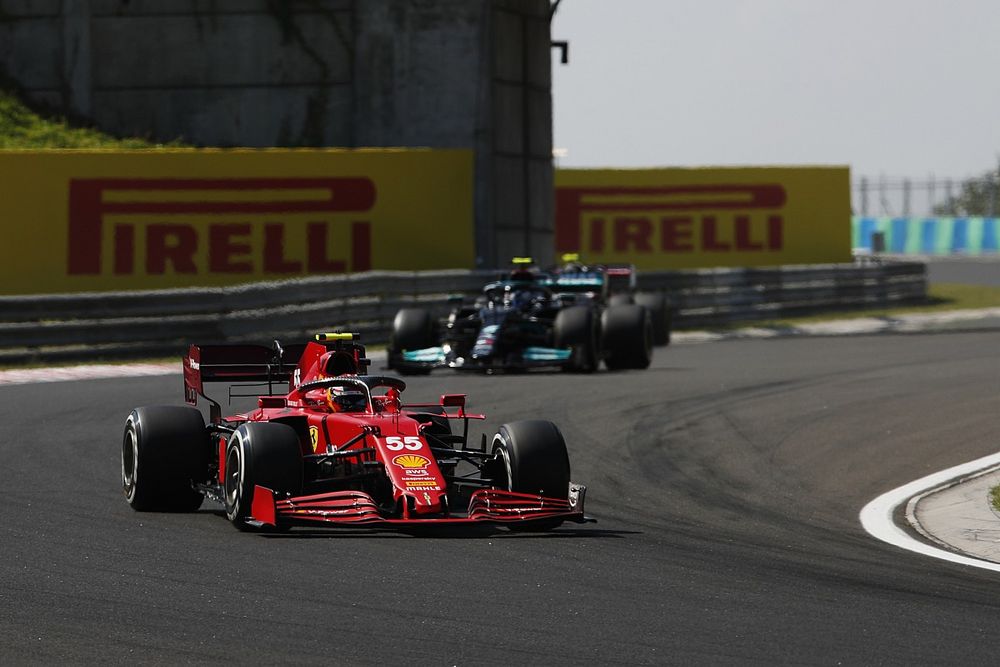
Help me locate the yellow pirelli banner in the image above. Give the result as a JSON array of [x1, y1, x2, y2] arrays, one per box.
[[555, 167, 851, 269], [0, 149, 473, 295]]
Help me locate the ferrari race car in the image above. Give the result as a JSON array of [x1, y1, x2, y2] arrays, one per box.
[[387, 258, 656, 374], [121, 333, 589, 532]]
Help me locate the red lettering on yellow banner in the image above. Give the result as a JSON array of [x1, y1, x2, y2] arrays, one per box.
[[114, 224, 134, 274], [147, 224, 198, 274], [581, 213, 783, 255], [661, 216, 693, 252], [556, 184, 788, 255], [101, 221, 369, 276], [209, 224, 253, 273], [614, 217, 653, 253], [67, 177, 376, 277], [263, 223, 303, 273]]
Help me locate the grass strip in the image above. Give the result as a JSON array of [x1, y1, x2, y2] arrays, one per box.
[[0, 88, 172, 148], [699, 282, 1000, 331]]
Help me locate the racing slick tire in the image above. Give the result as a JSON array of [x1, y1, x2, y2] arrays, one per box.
[[601, 304, 653, 370], [388, 307, 437, 375], [553, 305, 599, 373], [224, 422, 303, 531], [491, 420, 571, 531], [634, 291, 671, 346], [122, 406, 208, 512], [607, 293, 633, 307]]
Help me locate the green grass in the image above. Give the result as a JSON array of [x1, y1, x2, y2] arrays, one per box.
[[990, 483, 1000, 513], [0, 88, 172, 148], [926, 283, 1000, 311]]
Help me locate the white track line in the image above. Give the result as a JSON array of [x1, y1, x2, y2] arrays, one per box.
[[0, 363, 177, 386], [859, 452, 1000, 572]]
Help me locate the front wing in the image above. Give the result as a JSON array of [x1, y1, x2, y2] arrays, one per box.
[[250, 483, 591, 528]]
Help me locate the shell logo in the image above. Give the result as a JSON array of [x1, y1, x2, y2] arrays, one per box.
[[393, 454, 431, 469]]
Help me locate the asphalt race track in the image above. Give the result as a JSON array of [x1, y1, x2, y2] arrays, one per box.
[[2, 332, 1000, 664], [925, 257, 1000, 286]]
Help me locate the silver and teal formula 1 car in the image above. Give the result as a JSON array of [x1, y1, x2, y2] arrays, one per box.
[[387, 260, 654, 375]]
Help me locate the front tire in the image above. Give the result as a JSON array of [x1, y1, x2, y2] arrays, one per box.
[[122, 406, 207, 512], [491, 420, 571, 531], [388, 307, 437, 375], [224, 422, 303, 531]]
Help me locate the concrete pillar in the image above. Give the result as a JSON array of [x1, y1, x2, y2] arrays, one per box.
[[489, 0, 552, 267]]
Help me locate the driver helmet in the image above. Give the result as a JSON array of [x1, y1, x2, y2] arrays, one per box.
[[502, 284, 529, 308], [326, 388, 367, 413], [508, 268, 536, 284]]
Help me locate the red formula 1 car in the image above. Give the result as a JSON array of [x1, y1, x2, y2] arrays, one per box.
[[121, 333, 589, 532]]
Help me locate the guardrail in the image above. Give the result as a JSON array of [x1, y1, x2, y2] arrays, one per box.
[[0, 260, 926, 364]]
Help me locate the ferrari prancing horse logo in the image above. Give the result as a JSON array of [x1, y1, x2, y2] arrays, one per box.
[[309, 426, 320, 453]]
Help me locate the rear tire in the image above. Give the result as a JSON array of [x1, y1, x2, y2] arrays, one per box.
[[491, 420, 570, 531], [634, 291, 671, 346], [553, 306, 598, 373], [122, 406, 207, 512], [607, 293, 633, 307], [602, 304, 653, 370], [224, 422, 303, 531], [388, 307, 437, 375]]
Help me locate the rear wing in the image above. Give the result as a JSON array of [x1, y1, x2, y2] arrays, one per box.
[[602, 263, 636, 293], [549, 255, 636, 296], [543, 270, 605, 294], [184, 334, 371, 422], [184, 341, 306, 408]]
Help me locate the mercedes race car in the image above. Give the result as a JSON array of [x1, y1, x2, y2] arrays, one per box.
[[551, 254, 672, 347], [121, 333, 589, 532], [387, 259, 656, 374]]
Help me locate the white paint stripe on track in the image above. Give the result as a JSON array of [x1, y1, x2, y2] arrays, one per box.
[[859, 451, 1000, 573], [0, 363, 177, 386]]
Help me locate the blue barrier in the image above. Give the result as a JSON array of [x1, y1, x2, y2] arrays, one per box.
[[853, 217, 999, 254]]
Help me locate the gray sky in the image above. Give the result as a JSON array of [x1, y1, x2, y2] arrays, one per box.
[[551, 0, 1000, 181]]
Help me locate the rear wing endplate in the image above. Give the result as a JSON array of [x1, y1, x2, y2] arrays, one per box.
[[184, 341, 307, 416]]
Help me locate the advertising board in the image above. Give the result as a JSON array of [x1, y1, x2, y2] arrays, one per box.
[[0, 149, 473, 295], [555, 167, 851, 269]]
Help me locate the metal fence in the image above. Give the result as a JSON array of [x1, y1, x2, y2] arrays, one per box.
[[0, 260, 926, 364], [854, 173, 1000, 218]]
